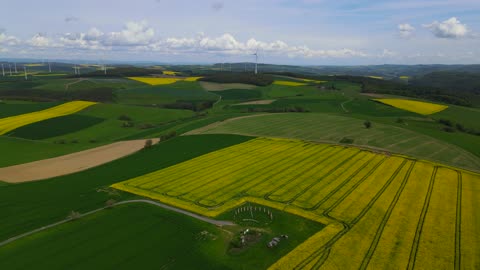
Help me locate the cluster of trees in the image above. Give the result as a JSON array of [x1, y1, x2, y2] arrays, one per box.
[[244, 106, 309, 113], [163, 100, 214, 111], [80, 67, 160, 77], [199, 72, 274, 86], [438, 119, 480, 136]]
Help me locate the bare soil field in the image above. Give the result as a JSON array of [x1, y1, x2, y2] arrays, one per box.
[[0, 139, 159, 183]]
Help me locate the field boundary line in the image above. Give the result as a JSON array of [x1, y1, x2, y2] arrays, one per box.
[[0, 199, 234, 248], [359, 161, 416, 269], [407, 166, 437, 270]]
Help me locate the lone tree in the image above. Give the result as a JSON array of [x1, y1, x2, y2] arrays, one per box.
[[144, 139, 153, 149], [364, 120, 372, 129]]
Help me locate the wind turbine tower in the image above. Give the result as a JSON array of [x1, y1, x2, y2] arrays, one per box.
[[24, 66, 27, 80], [9, 64, 12, 76], [14, 62, 18, 73], [48, 61, 52, 73], [253, 51, 258, 75], [1, 64, 4, 76]]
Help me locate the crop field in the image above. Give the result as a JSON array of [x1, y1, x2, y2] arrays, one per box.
[[186, 113, 480, 171], [0, 101, 96, 135], [112, 137, 480, 269], [373, 98, 449, 115], [273, 80, 307, 86], [128, 76, 202, 85], [199, 81, 257, 91]]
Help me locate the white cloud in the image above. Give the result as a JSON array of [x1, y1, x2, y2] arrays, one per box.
[[147, 32, 367, 58], [28, 33, 53, 47], [0, 29, 20, 45], [104, 20, 155, 46], [0, 46, 8, 53], [424, 17, 468, 38], [398, 23, 415, 38]]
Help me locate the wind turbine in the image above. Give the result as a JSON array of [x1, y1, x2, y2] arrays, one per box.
[[48, 60, 52, 73], [1, 63, 4, 76], [24, 66, 27, 80], [14, 62, 18, 73], [9, 64, 12, 76], [253, 50, 258, 75]]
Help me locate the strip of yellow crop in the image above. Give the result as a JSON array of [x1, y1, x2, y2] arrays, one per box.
[[368, 76, 383, 79], [367, 161, 433, 269], [0, 101, 96, 135], [23, 63, 45, 67], [268, 223, 344, 270], [461, 172, 480, 268], [293, 151, 372, 208], [163, 71, 179, 75], [128, 76, 203, 85], [414, 167, 457, 269], [373, 98, 448, 115], [302, 78, 327, 83], [273, 80, 307, 86], [320, 160, 413, 269]]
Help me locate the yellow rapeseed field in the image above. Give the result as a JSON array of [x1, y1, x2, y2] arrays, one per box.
[[0, 101, 96, 135], [111, 137, 480, 269], [368, 76, 383, 79], [273, 80, 307, 86], [162, 70, 180, 75], [373, 98, 448, 115], [128, 76, 203, 85]]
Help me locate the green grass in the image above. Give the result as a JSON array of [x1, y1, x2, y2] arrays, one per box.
[[0, 135, 252, 242], [117, 82, 218, 105], [7, 115, 105, 140], [0, 101, 63, 118], [0, 202, 323, 270], [433, 105, 480, 130], [187, 113, 480, 171], [215, 89, 262, 100], [0, 136, 100, 167], [45, 103, 194, 142]]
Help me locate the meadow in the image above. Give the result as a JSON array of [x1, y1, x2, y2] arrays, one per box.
[[112, 137, 480, 269], [187, 113, 480, 171]]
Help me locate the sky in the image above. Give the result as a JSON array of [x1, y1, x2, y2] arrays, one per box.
[[0, 0, 479, 65]]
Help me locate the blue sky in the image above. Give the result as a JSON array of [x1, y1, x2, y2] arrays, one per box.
[[1, 0, 479, 65]]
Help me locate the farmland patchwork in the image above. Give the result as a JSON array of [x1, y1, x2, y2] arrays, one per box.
[[112, 137, 480, 269], [0, 101, 96, 135]]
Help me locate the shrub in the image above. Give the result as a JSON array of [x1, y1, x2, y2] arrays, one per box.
[[118, 115, 132, 121], [144, 139, 153, 149], [364, 120, 372, 129], [339, 137, 354, 144]]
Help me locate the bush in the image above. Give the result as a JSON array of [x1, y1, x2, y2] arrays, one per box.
[[118, 115, 132, 121], [438, 119, 453, 127], [144, 139, 153, 149], [160, 131, 177, 141], [121, 121, 135, 128], [339, 137, 354, 144], [364, 120, 372, 129], [443, 127, 455, 133]]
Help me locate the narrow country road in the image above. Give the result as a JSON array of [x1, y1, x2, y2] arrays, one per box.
[[0, 199, 235, 247]]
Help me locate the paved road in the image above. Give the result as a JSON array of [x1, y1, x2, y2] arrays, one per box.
[[0, 199, 235, 247]]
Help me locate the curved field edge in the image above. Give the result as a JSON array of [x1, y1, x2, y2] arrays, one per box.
[[185, 113, 480, 172], [109, 137, 480, 269], [0, 134, 253, 242], [0, 101, 96, 135], [6, 114, 105, 140]]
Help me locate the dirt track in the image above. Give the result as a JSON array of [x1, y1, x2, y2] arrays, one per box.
[[0, 139, 159, 183]]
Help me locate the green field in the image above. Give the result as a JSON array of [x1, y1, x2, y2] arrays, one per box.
[[7, 114, 105, 140], [0, 101, 63, 118], [0, 203, 323, 270], [0, 135, 251, 242], [187, 113, 480, 171]]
